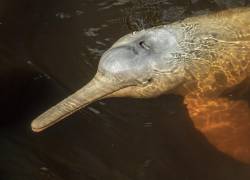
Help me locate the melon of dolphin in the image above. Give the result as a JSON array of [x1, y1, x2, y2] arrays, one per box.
[[31, 8, 250, 163]]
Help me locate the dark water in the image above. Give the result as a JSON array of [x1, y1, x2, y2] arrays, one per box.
[[1, 0, 250, 179]]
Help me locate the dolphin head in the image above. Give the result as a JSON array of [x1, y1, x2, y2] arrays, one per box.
[[31, 26, 186, 132]]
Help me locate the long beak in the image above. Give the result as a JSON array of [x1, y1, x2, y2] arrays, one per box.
[[31, 73, 120, 132]]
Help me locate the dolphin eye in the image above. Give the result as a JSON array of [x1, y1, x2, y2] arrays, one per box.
[[141, 77, 153, 86], [139, 41, 150, 50]]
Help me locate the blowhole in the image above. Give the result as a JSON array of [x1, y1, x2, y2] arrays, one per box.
[[139, 41, 150, 50]]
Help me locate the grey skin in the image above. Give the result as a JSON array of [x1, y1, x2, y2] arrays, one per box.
[[31, 7, 250, 132]]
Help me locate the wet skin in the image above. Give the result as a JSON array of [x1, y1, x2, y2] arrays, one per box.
[[31, 8, 250, 163]]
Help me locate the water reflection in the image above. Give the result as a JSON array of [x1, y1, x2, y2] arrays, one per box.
[[1, 0, 250, 179]]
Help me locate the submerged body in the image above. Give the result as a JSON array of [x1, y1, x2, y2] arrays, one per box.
[[31, 8, 250, 163]]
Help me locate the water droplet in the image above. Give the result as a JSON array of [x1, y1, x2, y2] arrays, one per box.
[[144, 122, 152, 127], [40, 167, 49, 172], [75, 10, 84, 16], [88, 107, 101, 114]]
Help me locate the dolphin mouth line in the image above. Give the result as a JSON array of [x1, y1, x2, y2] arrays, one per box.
[[31, 84, 136, 132], [32, 103, 90, 132]]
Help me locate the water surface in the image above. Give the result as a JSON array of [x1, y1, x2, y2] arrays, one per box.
[[1, 0, 250, 179]]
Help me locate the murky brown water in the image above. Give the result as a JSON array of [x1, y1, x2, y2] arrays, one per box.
[[1, 0, 250, 179]]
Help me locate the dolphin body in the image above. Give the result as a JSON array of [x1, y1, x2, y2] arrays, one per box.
[[31, 8, 250, 133]]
